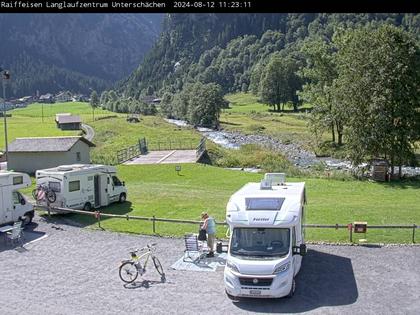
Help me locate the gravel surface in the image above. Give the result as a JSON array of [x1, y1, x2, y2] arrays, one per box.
[[1, 214, 419, 315]]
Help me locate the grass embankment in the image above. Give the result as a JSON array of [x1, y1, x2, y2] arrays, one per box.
[[90, 116, 202, 165], [2, 102, 203, 165], [223, 93, 312, 144], [223, 93, 329, 152], [0, 102, 115, 149], [61, 164, 420, 244]]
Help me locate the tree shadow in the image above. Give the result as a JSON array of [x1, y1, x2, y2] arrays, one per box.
[[220, 121, 242, 126], [232, 249, 358, 313], [39, 201, 134, 228], [375, 180, 420, 190], [268, 107, 312, 114]]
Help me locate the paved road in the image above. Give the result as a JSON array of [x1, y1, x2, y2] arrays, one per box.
[[0, 215, 419, 315], [81, 123, 95, 141]]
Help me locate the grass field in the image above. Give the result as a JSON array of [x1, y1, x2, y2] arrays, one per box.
[[0, 102, 116, 149], [222, 93, 320, 146], [51, 164, 420, 244], [7, 100, 420, 244], [2, 102, 202, 165]]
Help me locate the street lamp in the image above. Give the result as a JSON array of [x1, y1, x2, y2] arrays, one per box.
[[1, 67, 10, 166]]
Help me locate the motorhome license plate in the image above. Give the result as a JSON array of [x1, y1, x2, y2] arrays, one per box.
[[249, 290, 261, 295]]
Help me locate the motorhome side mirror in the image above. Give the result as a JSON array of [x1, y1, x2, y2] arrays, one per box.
[[20, 198, 26, 205], [300, 244, 307, 256], [293, 244, 307, 256], [122, 181, 125, 186]]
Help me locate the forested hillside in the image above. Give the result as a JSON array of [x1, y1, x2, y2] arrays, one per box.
[[0, 13, 163, 97], [113, 13, 420, 176], [119, 13, 419, 100]]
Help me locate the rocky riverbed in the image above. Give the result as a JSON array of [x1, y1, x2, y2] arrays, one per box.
[[165, 118, 420, 177]]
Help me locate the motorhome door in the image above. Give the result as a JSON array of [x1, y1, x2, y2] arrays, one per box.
[[94, 175, 100, 208], [94, 174, 109, 207]]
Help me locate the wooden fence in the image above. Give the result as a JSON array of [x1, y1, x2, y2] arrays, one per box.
[[116, 137, 148, 164], [196, 137, 206, 159], [36, 205, 418, 243]]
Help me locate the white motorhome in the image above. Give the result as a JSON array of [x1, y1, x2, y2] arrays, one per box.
[[224, 173, 307, 299], [35, 164, 127, 210], [0, 171, 34, 225]]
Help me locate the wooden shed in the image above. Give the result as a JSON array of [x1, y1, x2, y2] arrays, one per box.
[[7, 136, 95, 174], [371, 159, 389, 181]]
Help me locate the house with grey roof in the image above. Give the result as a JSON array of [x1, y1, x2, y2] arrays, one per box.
[[7, 136, 95, 174], [39, 93, 55, 103], [55, 114, 82, 130]]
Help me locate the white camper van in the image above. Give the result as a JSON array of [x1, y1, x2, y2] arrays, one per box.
[[35, 164, 127, 210], [224, 173, 307, 299], [0, 171, 34, 225]]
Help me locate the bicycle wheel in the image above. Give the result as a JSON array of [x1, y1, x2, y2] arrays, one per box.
[[46, 190, 56, 203], [152, 256, 164, 276], [119, 261, 138, 283]]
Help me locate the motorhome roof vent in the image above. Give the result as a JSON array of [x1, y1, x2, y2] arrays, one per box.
[[264, 173, 286, 186], [57, 166, 73, 171], [260, 179, 272, 190]]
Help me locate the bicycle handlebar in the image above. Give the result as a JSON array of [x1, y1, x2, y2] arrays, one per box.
[[132, 243, 158, 253]]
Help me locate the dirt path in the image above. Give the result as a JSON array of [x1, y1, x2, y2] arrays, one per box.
[[81, 123, 95, 141]]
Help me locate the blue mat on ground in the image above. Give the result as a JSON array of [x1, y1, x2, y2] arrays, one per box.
[[170, 252, 227, 272]]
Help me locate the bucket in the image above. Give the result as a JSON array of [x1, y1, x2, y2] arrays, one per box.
[[216, 241, 223, 253]]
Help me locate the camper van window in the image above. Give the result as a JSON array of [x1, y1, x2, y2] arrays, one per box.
[[12, 191, 21, 204], [13, 176, 23, 185], [76, 152, 81, 162], [49, 182, 61, 192], [69, 180, 80, 192], [112, 176, 122, 186], [292, 227, 296, 247], [230, 228, 290, 258], [245, 198, 285, 211]]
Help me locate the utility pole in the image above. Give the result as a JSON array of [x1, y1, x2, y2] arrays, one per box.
[[1, 69, 10, 166]]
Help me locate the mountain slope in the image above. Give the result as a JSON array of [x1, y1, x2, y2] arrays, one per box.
[[0, 13, 163, 97]]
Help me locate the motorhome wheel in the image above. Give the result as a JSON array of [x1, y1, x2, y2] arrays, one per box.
[[83, 202, 92, 211], [22, 212, 34, 225], [286, 279, 296, 298], [119, 193, 126, 203]]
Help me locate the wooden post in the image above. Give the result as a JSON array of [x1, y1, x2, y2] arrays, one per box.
[[348, 223, 353, 243], [152, 215, 156, 234], [413, 224, 416, 244], [95, 211, 102, 230]]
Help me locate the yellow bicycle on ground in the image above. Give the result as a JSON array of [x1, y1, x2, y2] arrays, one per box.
[[119, 243, 165, 284]]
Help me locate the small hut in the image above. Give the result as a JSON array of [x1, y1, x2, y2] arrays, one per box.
[[371, 159, 389, 181]]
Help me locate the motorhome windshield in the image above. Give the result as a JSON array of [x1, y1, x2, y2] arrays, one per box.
[[112, 176, 122, 186], [230, 227, 290, 258]]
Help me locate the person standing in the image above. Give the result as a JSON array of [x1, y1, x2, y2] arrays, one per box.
[[201, 212, 216, 257]]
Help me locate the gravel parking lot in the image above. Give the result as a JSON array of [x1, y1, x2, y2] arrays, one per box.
[[1, 215, 419, 315]]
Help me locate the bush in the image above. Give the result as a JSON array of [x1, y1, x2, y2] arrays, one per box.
[[208, 143, 300, 174]]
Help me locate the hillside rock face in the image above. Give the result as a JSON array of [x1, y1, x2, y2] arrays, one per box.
[[0, 13, 163, 96]]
